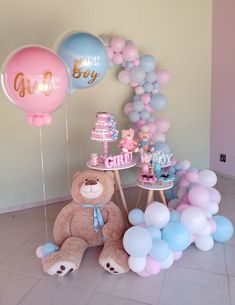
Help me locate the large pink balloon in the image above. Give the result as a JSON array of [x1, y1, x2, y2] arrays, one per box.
[[188, 186, 210, 208], [2, 46, 68, 126]]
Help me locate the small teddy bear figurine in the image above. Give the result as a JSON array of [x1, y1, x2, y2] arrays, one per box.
[[138, 131, 154, 153], [119, 128, 139, 153]]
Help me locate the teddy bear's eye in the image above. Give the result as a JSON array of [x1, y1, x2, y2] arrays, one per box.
[[85, 179, 88, 182], [96, 179, 99, 182]]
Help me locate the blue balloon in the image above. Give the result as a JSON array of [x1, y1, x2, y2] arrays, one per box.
[[133, 100, 144, 112], [129, 66, 146, 83], [140, 55, 156, 72], [162, 222, 191, 251], [128, 111, 140, 123], [153, 81, 160, 89], [146, 225, 161, 240], [154, 141, 170, 154], [212, 216, 234, 243], [57, 32, 108, 89], [150, 94, 168, 111], [140, 110, 150, 120], [149, 240, 170, 261], [128, 209, 145, 225], [174, 164, 182, 171], [165, 188, 174, 201], [133, 95, 141, 102], [147, 115, 155, 123], [123, 226, 152, 257], [143, 82, 154, 93], [146, 71, 157, 83], [170, 210, 181, 223]]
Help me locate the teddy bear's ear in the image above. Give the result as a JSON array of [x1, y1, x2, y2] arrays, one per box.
[[105, 171, 114, 183], [130, 128, 134, 133], [73, 171, 82, 181]]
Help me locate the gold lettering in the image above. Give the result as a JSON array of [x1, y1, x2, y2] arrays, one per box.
[[14, 72, 25, 97], [88, 71, 99, 84], [43, 71, 53, 96], [72, 58, 100, 85]]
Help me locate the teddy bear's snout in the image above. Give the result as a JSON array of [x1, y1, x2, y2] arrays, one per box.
[[85, 180, 97, 186]]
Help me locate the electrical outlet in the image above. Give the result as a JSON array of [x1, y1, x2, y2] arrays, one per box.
[[220, 154, 226, 162]]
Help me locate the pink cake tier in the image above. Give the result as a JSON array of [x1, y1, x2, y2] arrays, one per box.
[[91, 112, 119, 142]]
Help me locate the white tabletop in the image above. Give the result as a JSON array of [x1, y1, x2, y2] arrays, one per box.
[[87, 160, 137, 171], [136, 180, 174, 191]]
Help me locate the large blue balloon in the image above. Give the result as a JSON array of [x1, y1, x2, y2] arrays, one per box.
[[150, 94, 168, 111], [57, 32, 108, 89], [149, 239, 170, 261], [162, 222, 191, 251], [212, 216, 234, 242]]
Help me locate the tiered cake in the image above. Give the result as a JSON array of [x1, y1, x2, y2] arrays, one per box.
[[91, 112, 119, 142]]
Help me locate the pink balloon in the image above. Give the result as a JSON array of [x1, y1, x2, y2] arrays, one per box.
[[123, 102, 133, 115], [207, 218, 217, 233], [122, 45, 139, 61], [155, 118, 170, 133], [2, 46, 68, 126], [173, 251, 182, 261], [177, 203, 190, 213], [118, 70, 130, 84], [156, 69, 171, 85], [207, 187, 221, 204], [176, 170, 186, 177], [185, 171, 199, 184], [130, 81, 138, 87], [135, 86, 145, 94], [106, 46, 113, 59], [179, 178, 190, 188], [134, 59, 140, 66], [141, 93, 151, 104], [145, 256, 161, 275], [177, 187, 187, 199], [110, 36, 125, 52], [144, 104, 154, 113], [137, 270, 151, 277], [181, 193, 189, 203], [188, 186, 210, 208], [112, 52, 123, 65]]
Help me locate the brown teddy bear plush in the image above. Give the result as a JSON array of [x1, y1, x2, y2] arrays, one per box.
[[41, 169, 129, 276]]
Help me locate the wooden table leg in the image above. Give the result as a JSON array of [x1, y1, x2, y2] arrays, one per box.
[[147, 190, 154, 206], [136, 188, 143, 208], [159, 189, 167, 206], [113, 170, 128, 215], [113, 179, 120, 204]]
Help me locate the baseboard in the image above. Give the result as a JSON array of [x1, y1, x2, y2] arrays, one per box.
[[0, 184, 136, 214], [214, 171, 235, 181]]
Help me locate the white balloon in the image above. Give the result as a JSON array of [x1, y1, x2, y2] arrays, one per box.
[[208, 202, 219, 215], [144, 202, 170, 229], [195, 235, 214, 251], [128, 256, 147, 272], [198, 170, 217, 187], [197, 222, 211, 236], [181, 207, 207, 234], [160, 251, 174, 269]]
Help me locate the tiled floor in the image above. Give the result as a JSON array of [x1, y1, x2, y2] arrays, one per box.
[[0, 175, 234, 305]]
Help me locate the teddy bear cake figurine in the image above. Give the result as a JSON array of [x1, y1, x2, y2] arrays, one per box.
[[37, 169, 129, 276], [119, 128, 139, 153], [138, 131, 154, 153]]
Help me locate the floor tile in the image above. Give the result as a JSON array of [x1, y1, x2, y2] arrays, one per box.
[[174, 243, 226, 274], [0, 271, 38, 305], [220, 176, 235, 194], [228, 276, 235, 305], [158, 266, 230, 305], [87, 292, 149, 305], [225, 244, 235, 276], [0, 234, 28, 262], [96, 269, 165, 304], [18, 278, 93, 305]]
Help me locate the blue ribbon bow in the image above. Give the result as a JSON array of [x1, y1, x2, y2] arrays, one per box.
[[80, 203, 106, 240]]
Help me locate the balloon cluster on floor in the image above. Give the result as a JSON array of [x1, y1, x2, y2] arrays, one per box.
[[104, 36, 171, 147], [124, 200, 233, 277]]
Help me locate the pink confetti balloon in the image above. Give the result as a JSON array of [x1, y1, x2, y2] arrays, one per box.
[[2, 46, 68, 126], [123, 102, 133, 115]]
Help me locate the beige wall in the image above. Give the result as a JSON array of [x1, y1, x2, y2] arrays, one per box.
[[0, 0, 212, 211]]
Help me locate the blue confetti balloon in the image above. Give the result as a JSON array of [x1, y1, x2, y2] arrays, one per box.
[[129, 66, 146, 83], [140, 55, 156, 72], [128, 209, 145, 225], [170, 210, 181, 223], [133, 100, 144, 112], [57, 32, 108, 89], [154, 141, 170, 154], [150, 94, 168, 111], [149, 239, 170, 261], [212, 216, 234, 242], [146, 225, 161, 240], [162, 222, 191, 251]]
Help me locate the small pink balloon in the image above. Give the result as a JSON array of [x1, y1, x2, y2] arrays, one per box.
[[112, 52, 123, 65], [177, 187, 187, 199], [156, 69, 171, 85], [155, 118, 170, 133], [179, 178, 190, 188], [207, 217, 217, 233], [181, 193, 189, 203], [123, 103, 133, 115], [177, 203, 190, 213], [33, 116, 44, 127], [147, 122, 157, 132], [130, 81, 138, 87], [145, 256, 161, 275], [134, 59, 140, 66], [173, 251, 183, 261], [136, 119, 146, 128], [185, 171, 199, 184], [168, 199, 180, 210], [118, 70, 130, 84], [144, 104, 154, 113], [141, 93, 151, 104], [106, 46, 113, 59], [176, 170, 186, 177], [110, 36, 125, 52], [122, 45, 139, 61], [135, 86, 145, 94], [137, 270, 151, 278]]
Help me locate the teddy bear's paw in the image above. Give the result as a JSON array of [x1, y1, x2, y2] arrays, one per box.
[[100, 258, 127, 274], [47, 261, 77, 277]]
